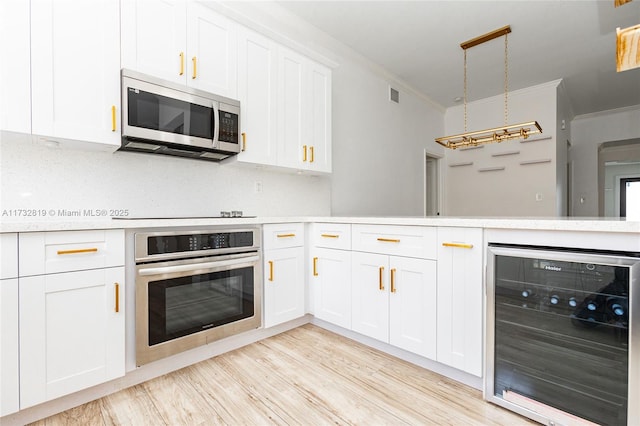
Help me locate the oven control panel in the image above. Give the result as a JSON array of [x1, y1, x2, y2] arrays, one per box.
[[135, 228, 259, 261]]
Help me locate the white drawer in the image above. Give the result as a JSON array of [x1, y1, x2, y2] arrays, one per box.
[[1, 233, 18, 279], [19, 229, 125, 276], [263, 223, 305, 250], [310, 223, 351, 250], [352, 225, 437, 259]]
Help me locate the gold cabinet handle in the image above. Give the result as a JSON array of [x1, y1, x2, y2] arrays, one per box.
[[442, 242, 474, 249], [379, 266, 384, 291], [277, 233, 296, 238], [390, 268, 397, 293], [115, 283, 120, 313], [192, 56, 197, 79], [310, 146, 315, 163], [179, 52, 184, 75], [313, 257, 318, 276], [111, 106, 116, 132], [268, 261, 274, 281], [241, 133, 246, 151], [377, 238, 401, 243], [321, 234, 339, 239], [57, 248, 98, 255], [303, 145, 308, 162]]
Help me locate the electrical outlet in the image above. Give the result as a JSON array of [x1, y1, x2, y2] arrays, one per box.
[[254, 181, 263, 193], [535, 193, 543, 201]]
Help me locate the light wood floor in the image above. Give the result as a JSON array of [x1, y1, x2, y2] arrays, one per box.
[[31, 324, 535, 425]]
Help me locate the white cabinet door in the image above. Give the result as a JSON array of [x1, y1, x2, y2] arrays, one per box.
[[389, 256, 437, 360], [437, 227, 483, 377], [0, 0, 31, 134], [236, 27, 278, 166], [187, 2, 237, 98], [311, 248, 351, 329], [0, 278, 19, 416], [307, 63, 332, 173], [120, 0, 187, 84], [31, 0, 120, 147], [263, 247, 305, 328], [19, 267, 125, 408], [351, 251, 389, 342], [277, 47, 306, 170]]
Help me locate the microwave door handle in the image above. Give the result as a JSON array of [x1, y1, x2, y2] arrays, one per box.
[[212, 101, 220, 148], [138, 254, 260, 276]]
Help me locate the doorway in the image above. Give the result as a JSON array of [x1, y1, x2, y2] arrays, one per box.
[[425, 154, 440, 216], [620, 177, 640, 220]]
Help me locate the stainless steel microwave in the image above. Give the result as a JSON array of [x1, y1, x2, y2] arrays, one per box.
[[119, 69, 240, 161]]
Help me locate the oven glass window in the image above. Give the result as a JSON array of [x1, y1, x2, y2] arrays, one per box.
[[127, 88, 213, 139], [493, 255, 629, 425], [148, 266, 254, 346]]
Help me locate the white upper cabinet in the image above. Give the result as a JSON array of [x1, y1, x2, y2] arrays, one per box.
[[0, 0, 31, 134], [187, 2, 237, 97], [31, 0, 120, 147], [277, 47, 306, 170], [277, 48, 332, 173], [121, 0, 237, 98], [236, 27, 278, 166], [120, 0, 186, 84], [307, 63, 332, 173]]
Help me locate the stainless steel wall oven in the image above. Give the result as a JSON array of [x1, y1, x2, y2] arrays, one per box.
[[134, 227, 261, 366], [486, 244, 639, 426]]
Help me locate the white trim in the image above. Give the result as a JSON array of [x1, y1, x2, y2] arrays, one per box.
[[573, 104, 640, 122]]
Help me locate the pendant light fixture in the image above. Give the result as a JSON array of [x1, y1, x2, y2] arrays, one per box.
[[435, 25, 542, 150]]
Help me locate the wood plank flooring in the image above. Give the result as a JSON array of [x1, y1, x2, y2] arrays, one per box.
[[30, 324, 536, 425]]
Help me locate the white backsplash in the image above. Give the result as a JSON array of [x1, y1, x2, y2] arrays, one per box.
[[0, 134, 331, 222]]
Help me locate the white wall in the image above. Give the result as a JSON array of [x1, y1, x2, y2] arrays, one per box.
[[0, 133, 330, 222], [570, 105, 640, 217], [330, 58, 444, 216], [443, 81, 560, 217]]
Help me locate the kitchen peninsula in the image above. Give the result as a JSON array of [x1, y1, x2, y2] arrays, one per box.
[[1, 216, 638, 425]]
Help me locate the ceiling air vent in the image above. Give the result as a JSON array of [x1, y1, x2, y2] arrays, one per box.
[[389, 86, 399, 104]]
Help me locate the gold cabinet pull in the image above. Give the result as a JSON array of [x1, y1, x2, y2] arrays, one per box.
[[377, 238, 400, 243], [179, 52, 185, 75], [321, 234, 339, 239], [310, 146, 315, 163], [57, 248, 98, 255], [390, 268, 397, 293], [379, 266, 384, 291], [111, 106, 116, 131], [115, 283, 120, 313], [303, 145, 308, 162], [268, 261, 274, 281], [442, 242, 474, 249], [277, 233, 296, 238], [241, 133, 246, 151], [313, 257, 318, 276], [192, 56, 197, 79]]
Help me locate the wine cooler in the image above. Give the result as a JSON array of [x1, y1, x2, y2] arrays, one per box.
[[486, 244, 639, 426]]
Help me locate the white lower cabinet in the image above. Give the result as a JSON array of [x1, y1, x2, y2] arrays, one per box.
[[263, 224, 305, 328], [0, 233, 19, 417], [0, 278, 18, 416], [263, 247, 305, 328], [352, 251, 437, 360], [436, 227, 483, 377], [310, 247, 352, 329], [19, 267, 125, 408]]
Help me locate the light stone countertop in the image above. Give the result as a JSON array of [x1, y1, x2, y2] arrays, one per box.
[[1, 216, 638, 233]]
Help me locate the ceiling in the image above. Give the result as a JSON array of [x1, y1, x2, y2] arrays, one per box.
[[276, 0, 640, 116]]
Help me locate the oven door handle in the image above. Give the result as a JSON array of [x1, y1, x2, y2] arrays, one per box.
[[138, 254, 260, 276]]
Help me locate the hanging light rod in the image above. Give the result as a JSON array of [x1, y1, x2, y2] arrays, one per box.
[[435, 121, 542, 150], [435, 24, 542, 150], [460, 25, 511, 50]]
